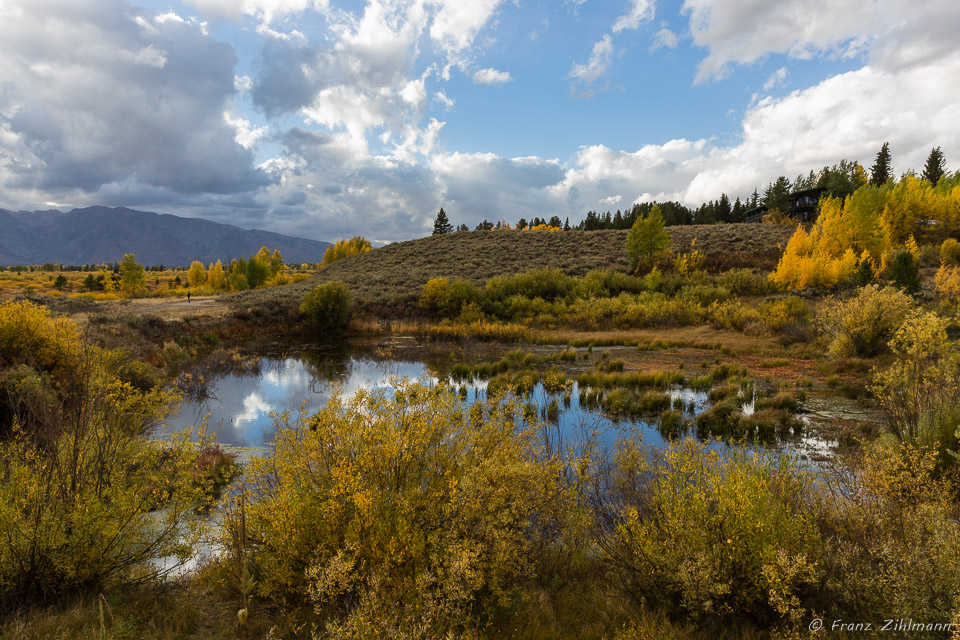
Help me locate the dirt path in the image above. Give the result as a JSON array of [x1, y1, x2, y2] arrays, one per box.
[[71, 295, 232, 324]]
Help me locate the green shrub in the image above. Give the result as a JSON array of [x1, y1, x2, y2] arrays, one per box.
[[300, 281, 352, 332], [886, 249, 921, 294], [575, 270, 644, 299], [716, 268, 772, 296], [419, 277, 484, 317], [484, 268, 574, 304], [818, 285, 914, 357]]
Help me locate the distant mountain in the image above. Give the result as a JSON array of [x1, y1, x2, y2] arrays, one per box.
[[0, 206, 331, 267]]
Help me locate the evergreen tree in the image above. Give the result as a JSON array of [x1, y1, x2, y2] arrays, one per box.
[[516, 218, 528, 230], [731, 197, 745, 223], [922, 147, 946, 185], [717, 193, 732, 223], [548, 215, 563, 228], [433, 208, 453, 235], [764, 176, 792, 212], [870, 142, 892, 186], [750, 189, 760, 208], [563, 217, 570, 230]]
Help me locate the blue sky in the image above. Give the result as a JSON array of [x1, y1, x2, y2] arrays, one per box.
[[0, 0, 957, 242]]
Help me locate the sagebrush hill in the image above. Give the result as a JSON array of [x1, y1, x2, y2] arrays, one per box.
[[230, 224, 796, 316]]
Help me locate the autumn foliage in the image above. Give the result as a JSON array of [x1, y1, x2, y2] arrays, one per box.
[[771, 174, 960, 289]]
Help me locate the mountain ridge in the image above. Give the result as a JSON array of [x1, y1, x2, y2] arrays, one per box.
[[0, 206, 330, 266]]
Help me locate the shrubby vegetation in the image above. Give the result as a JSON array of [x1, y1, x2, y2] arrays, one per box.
[[0, 301, 211, 606], [300, 281, 353, 332], [235, 383, 572, 635]]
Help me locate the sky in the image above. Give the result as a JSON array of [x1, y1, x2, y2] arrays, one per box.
[[0, 0, 958, 243]]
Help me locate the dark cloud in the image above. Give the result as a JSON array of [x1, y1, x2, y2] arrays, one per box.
[[252, 39, 329, 117], [0, 0, 270, 202]]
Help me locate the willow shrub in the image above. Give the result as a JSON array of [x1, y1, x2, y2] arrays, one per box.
[[817, 284, 914, 357], [300, 281, 352, 332], [239, 383, 573, 634], [597, 439, 822, 625], [0, 302, 206, 605]]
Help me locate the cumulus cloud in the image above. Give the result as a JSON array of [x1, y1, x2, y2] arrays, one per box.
[[680, 0, 960, 82], [472, 68, 512, 85], [612, 0, 656, 33]]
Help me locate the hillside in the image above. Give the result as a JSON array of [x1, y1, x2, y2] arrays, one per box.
[[0, 206, 331, 266], [231, 224, 796, 316]]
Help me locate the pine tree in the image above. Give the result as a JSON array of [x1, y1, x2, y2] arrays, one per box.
[[563, 217, 570, 231], [922, 147, 946, 185], [717, 193, 732, 222], [870, 142, 892, 186], [764, 177, 792, 212], [433, 208, 453, 235]]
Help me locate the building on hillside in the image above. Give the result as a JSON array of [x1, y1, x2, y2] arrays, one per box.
[[745, 187, 825, 223]]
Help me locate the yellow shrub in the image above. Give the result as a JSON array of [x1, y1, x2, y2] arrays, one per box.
[[238, 383, 568, 631], [935, 263, 960, 307]]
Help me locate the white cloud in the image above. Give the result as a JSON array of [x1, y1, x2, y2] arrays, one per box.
[[183, 0, 330, 24], [472, 67, 512, 85], [434, 90, 454, 108], [762, 66, 788, 91], [428, 0, 505, 54], [649, 27, 678, 51], [600, 194, 622, 205], [223, 112, 268, 149], [234, 74, 254, 91], [569, 34, 614, 89], [612, 0, 655, 33], [680, 0, 960, 83]]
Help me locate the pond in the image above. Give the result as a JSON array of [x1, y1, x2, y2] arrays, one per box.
[[161, 338, 839, 460]]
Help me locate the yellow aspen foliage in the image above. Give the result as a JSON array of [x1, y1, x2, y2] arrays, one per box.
[[935, 263, 960, 308], [772, 177, 960, 290], [187, 260, 207, 287], [207, 260, 225, 290], [322, 237, 372, 266]]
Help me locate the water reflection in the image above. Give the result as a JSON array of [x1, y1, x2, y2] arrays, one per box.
[[166, 356, 449, 448], [164, 348, 724, 453]]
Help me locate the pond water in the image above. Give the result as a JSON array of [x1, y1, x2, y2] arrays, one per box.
[[162, 341, 714, 454]]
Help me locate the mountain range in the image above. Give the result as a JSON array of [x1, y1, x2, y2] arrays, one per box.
[[0, 206, 331, 267]]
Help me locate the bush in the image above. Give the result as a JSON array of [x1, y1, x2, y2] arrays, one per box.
[[941, 238, 960, 265], [300, 281, 352, 332], [598, 439, 821, 623], [484, 268, 574, 304], [872, 310, 960, 455], [818, 285, 914, 357], [236, 383, 568, 633], [0, 304, 204, 606], [885, 249, 921, 294], [420, 277, 485, 317]]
